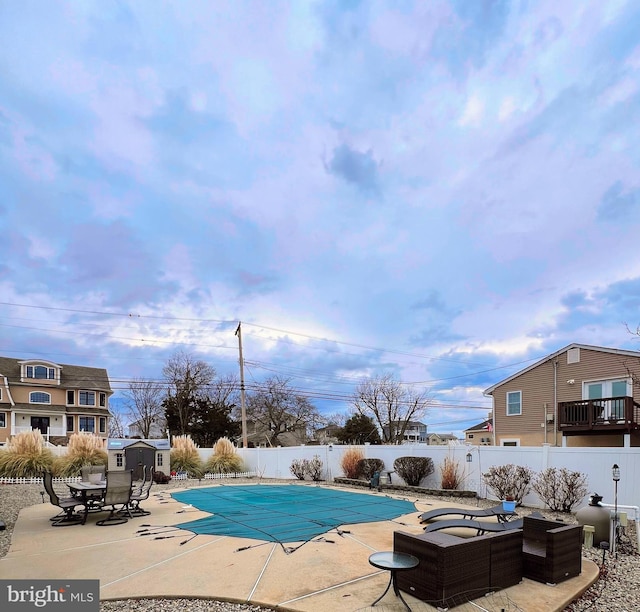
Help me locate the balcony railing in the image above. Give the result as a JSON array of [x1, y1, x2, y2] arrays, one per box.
[[12, 426, 66, 438], [558, 396, 640, 432]]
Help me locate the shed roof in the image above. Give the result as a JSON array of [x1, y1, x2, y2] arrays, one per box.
[[107, 438, 170, 450]]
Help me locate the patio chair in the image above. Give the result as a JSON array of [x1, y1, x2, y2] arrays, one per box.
[[128, 466, 154, 517], [42, 472, 85, 526], [81, 464, 105, 481], [394, 528, 523, 608], [96, 470, 134, 526], [419, 503, 518, 524], [423, 517, 523, 535], [79, 464, 106, 509], [423, 511, 544, 535], [522, 515, 583, 584]]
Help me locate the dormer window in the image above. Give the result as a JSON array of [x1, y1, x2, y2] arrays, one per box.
[[26, 365, 55, 380]]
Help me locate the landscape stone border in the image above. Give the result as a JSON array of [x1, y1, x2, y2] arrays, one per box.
[[333, 477, 476, 498]]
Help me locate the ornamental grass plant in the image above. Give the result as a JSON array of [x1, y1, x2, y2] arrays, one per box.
[[204, 437, 244, 474], [55, 432, 107, 477], [440, 456, 462, 490], [171, 434, 204, 477], [0, 430, 56, 477], [340, 447, 364, 479]]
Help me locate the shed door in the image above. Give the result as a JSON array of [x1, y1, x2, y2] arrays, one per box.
[[125, 447, 155, 480]]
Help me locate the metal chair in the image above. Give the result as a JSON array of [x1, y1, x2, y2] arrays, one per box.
[[96, 470, 134, 526], [42, 472, 84, 526], [129, 466, 155, 517]]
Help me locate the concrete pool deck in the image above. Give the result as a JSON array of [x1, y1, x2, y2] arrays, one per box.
[[0, 483, 598, 611]]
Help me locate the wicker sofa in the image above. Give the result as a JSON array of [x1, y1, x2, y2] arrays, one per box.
[[522, 516, 583, 584], [393, 528, 523, 609]]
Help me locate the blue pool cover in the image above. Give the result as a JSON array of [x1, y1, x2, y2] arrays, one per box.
[[172, 484, 416, 544]]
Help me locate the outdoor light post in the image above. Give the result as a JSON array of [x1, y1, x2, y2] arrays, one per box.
[[612, 463, 620, 557]]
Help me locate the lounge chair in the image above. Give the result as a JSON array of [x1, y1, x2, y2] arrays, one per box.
[[96, 470, 134, 526], [423, 511, 543, 536], [419, 503, 517, 524], [42, 472, 85, 526]]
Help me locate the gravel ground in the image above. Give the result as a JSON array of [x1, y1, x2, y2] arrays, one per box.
[[1, 480, 638, 611]]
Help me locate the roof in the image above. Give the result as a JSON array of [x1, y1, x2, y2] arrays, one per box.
[[428, 432, 458, 440], [0, 356, 112, 392], [107, 438, 171, 450], [483, 343, 640, 396], [464, 419, 492, 432]]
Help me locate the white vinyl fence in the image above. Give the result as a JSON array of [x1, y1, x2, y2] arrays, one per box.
[[224, 443, 640, 511]]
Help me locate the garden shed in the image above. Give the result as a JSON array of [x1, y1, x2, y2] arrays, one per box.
[[107, 438, 170, 480]]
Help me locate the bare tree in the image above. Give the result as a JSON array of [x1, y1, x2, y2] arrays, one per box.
[[245, 376, 320, 446], [122, 378, 165, 438], [352, 373, 431, 443], [163, 350, 216, 435], [108, 405, 126, 438]]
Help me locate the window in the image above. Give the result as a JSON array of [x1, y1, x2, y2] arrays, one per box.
[[99, 393, 106, 407], [67, 390, 75, 405], [468, 434, 474, 439], [66, 416, 74, 432], [79, 416, 95, 432], [0, 412, 6, 428], [157, 453, 163, 467], [501, 439, 520, 446], [116, 453, 123, 468], [506, 391, 522, 416], [26, 365, 55, 379], [79, 391, 95, 406], [99, 417, 106, 434], [0, 388, 2, 400], [30, 392, 51, 404]]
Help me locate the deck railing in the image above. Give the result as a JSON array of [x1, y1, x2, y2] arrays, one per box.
[[558, 396, 640, 431]]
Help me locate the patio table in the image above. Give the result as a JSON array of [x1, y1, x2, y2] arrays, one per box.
[[67, 481, 106, 524], [369, 550, 419, 611]]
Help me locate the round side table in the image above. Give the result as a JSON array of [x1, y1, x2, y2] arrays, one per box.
[[369, 550, 419, 611]]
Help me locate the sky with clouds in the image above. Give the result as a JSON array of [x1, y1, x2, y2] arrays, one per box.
[[2, 0, 640, 437]]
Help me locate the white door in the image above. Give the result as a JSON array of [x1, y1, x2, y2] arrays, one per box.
[[584, 379, 629, 421]]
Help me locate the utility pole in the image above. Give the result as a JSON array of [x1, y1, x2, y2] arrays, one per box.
[[235, 322, 248, 448]]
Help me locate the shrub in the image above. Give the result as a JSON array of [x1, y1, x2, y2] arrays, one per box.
[[289, 456, 324, 481], [440, 457, 462, 490], [340, 448, 364, 479], [532, 468, 588, 513], [170, 434, 203, 478], [306, 455, 323, 481], [204, 437, 244, 474], [482, 464, 533, 506], [290, 459, 306, 480], [153, 470, 171, 484], [357, 458, 384, 480], [0, 431, 56, 477], [55, 433, 108, 477], [394, 456, 434, 486]]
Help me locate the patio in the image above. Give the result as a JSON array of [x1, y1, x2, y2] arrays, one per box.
[[0, 482, 598, 611]]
